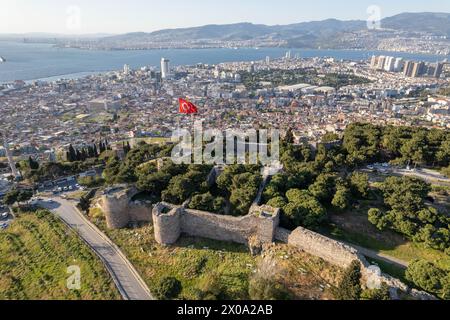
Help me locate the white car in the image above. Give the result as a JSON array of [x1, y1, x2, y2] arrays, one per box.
[[1, 212, 8, 219]]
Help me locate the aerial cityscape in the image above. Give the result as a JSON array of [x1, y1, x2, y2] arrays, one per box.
[[0, 0, 449, 310]]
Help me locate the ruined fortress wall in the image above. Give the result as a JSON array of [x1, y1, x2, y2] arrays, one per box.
[[152, 203, 280, 246], [274, 226, 432, 298], [181, 209, 258, 244], [100, 186, 153, 229], [153, 204, 181, 245], [275, 227, 360, 268], [102, 194, 130, 229], [128, 202, 153, 223]]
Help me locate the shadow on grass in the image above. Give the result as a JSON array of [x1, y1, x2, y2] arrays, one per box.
[[320, 222, 408, 253]]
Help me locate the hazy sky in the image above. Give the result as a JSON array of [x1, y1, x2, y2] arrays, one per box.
[[1, 0, 450, 34]]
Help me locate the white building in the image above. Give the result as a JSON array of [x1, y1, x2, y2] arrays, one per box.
[[384, 56, 395, 72], [123, 64, 131, 75], [161, 58, 170, 79], [394, 58, 404, 72]]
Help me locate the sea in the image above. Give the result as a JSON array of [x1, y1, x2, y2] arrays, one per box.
[[0, 41, 448, 83]]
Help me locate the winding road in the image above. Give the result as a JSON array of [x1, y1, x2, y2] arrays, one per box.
[[40, 197, 153, 300]]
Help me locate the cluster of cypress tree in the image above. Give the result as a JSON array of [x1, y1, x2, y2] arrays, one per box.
[[65, 139, 110, 162]]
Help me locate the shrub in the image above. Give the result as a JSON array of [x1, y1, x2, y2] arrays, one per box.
[[442, 166, 450, 178], [194, 273, 227, 300], [360, 283, 391, 300], [154, 277, 182, 300], [248, 276, 291, 300]]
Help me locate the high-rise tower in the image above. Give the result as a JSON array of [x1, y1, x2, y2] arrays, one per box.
[[161, 58, 170, 79]]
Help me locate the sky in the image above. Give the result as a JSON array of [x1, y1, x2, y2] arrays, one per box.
[[1, 0, 450, 35]]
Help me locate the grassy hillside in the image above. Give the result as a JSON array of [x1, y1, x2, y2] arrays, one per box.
[[92, 215, 343, 300], [0, 210, 120, 300]]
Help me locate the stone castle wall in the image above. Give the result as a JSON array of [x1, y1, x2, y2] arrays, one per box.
[[99, 185, 152, 229], [275, 226, 435, 299], [152, 203, 280, 246], [275, 227, 360, 268]]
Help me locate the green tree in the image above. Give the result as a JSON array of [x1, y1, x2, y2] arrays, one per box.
[[28, 156, 39, 170], [17, 190, 33, 204], [189, 192, 226, 214], [266, 196, 288, 210], [368, 208, 389, 230], [350, 172, 370, 199], [284, 128, 295, 145], [3, 189, 19, 206], [332, 185, 351, 210], [400, 131, 429, 166], [334, 260, 362, 300], [102, 157, 121, 184], [308, 173, 337, 203], [405, 260, 447, 298], [343, 123, 382, 166], [162, 175, 195, 205], [380, 177, 430, 213], [283, 189, 327, 229], [228, 172, 261, 216]]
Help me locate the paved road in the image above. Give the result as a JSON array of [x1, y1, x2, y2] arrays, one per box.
[[393, 168, 450, 187], [40, 198, 153, 300], [345, 242, 409, 269]]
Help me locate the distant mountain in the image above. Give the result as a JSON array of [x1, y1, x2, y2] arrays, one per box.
[[382, 12, 450, 36], [100, 12, 450, 44]]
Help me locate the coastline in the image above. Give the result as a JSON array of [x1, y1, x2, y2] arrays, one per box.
[[58, 43, 450, 57], [0, 43, 448, 84]]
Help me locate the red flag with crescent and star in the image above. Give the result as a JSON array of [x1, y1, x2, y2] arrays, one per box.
[[179, 98, 198, 114]]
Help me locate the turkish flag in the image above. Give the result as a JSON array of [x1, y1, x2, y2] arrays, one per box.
[[179, 98, 198, 114]]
